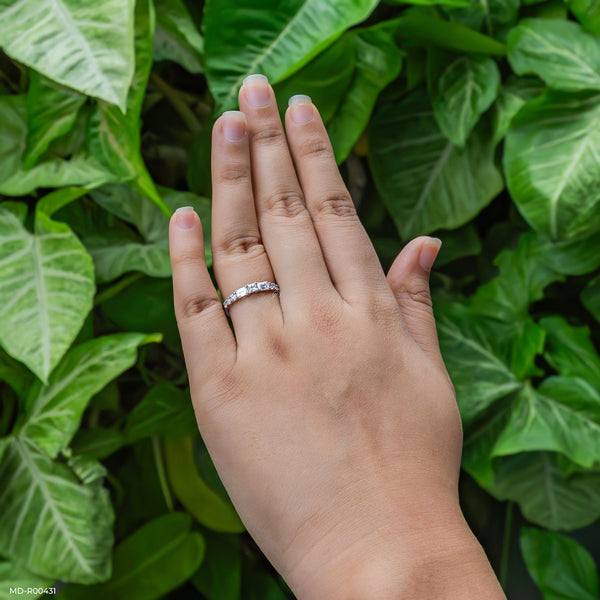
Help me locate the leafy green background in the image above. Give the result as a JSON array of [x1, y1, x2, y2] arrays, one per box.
[[0, 0, 599, 598]]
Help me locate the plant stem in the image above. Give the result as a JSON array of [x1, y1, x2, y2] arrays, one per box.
[[499, 501, 514, 589], [152, 435, 174, 511], [94, 272, 145, 307], [150, 73, 202, 135]]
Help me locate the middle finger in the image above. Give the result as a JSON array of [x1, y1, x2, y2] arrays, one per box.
[[239, 74, 335, 312]]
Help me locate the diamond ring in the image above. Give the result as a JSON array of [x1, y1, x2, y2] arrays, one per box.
[[222, 281, 280, 315]]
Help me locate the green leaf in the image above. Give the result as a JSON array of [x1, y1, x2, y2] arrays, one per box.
[[368, 89, 503, 239], [432, 55, 500, 147], [486, 451, 600, 529], [0, 561, 53, 600], [491, 381, 600, 470], [582, 275, 600, 323], [0, 437, 114, 583], [203, 0, 379, 111], [0, 0, 135, 111], [567, 0, 600, 35], [520, 528, 599, 600], [125, 384, 196, 443], [442, 0, 520, 36], [0, 95, 115, 197], [0, 347, 35, 399], [508, 18, 600, 91], [21, 333, 161, 458], [388, 10, 507, 54], [504, 90, 600, 240], [164, 435, 245, 533], [0, 197, 95, 382], [24, 72, 86, 168], [153, 0, 204, 73], [87, 184, 211, 282], [62, 513, 205, 600], [86, 102, 169, 218], [492, 76, 545, 145], [327, 29, 402, 163], [540, 315, 600, 388], [191, 532, 242, 600], [436, 303, 525, 427]]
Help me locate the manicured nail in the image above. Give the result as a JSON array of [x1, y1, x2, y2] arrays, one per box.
[[242, 73, 270, 107], [221, 110, 246, 142], [419, 237, 442, 272], [174, 206, 197, 230], [288, 94, 314, 124]]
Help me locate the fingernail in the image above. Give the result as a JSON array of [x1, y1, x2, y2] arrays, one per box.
[[242, 73, 270, 107], [221, 110, 246, 142], [419, 237, 442, 272], [288, 94, 314, 124], [174, 206, 197, 230]]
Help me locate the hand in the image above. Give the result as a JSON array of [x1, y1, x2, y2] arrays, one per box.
[[169, 74, 505, 599]]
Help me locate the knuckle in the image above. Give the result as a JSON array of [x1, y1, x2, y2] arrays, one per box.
[[314, 191, 356, 220], [178, 294, 223, 321], [171, 249, 205, 269], [265, 190, 306, 218], [214, 233, 265, 257], [252, 126, 285, 146], [214, 163, 251, 185], [366, 299, 402, 329], [395, 286, 433, 310], [301, 138, 333, 160]]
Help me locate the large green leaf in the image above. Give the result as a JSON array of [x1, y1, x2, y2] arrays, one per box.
[[0, 0, 135, 111], [153, 0, 204, 73], [386, 10, 507, 54], [0, 95, 115, 196], [62, 513, 205, 600], [0, 437, 113, 583], [491, 380, 600, 470], [24, 72, 86, 168], [368, 89, 504, 239], [164, 435, 245, 533], [520, 528, 599, 600], [432, 55, 500, 147], [436, 303, 525, 428], [20, 333, 161, 458], [492, 76, 545, 145], [203, 0, 379, 111], [0, 197, 95, 382], [486, 452, 600, 529], [0, 561, 52, 599], [442, 0, 520, 36], [327, 29, 402, 163], [508, 18, 600, 92], [125, 384, 196, 444], [567, 0, 600, 35], [540, 315, 600, 388], [504, 90, 600, 240], [87, 184, 211, 282]]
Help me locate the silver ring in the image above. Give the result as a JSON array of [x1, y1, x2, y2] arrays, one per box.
[[222, 281, 280, 315]]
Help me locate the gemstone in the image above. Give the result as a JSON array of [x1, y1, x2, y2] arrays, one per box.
[[259, 282, 269, 290], [249, 282, 259, 292], [237, 288, 248, 298]]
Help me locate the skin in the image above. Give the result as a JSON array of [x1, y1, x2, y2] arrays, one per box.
[[168, 75, 506, 599]]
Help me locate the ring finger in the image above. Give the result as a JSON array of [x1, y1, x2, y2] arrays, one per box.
[[211, 110, 283, 341]]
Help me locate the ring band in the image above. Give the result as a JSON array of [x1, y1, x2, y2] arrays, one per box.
[[222, 281, 280, 315]]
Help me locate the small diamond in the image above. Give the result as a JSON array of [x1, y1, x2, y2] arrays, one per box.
[[237, 288, 248, 298], [259, 282, 269, 290], [249, 282, 259, 292]]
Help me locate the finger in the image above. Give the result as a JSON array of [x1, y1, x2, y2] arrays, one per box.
[[386, 236, 446, 372], [211, 110, 282, 341], [285, 95, 393, 305], [169, 207, 236, 387], [238, 74, 334, 311]]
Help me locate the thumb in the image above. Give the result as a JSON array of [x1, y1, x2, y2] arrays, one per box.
[[387, 236, 445, 371]]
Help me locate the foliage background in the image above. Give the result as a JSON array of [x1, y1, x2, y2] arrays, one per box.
[[0, 0, 600, 598]]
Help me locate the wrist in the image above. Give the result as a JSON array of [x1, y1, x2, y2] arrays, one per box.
[[286, 498, 505, 600]]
